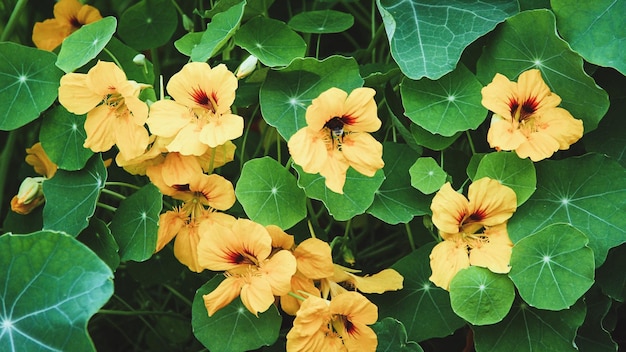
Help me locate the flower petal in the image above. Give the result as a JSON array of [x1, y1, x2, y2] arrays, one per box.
[[294, 238, 335, 280], [330, 291, 378, 325], [240, 275, 274, 316], [58, 73, 102, 115], [468, 177, 517, 227], [83, 105, 116, 153], [318, 148, 350, 194], [288, 128, 328, 175], [429, 238, 470, 290], [203, 276, 243, 316], [199, 113, 244, 148], [430, 182, 469, 235], [340, 133, 384, 177], [147, 100, 194, 138], [486, 115, 528, 151], [469, 224, 513, 273], [306, 87, 347, 131], [260, 250, 297, 296], [343, 87, 381, 132], [481, 73, 518, 119], [156, 209, 186, 252], [173, 225, 203, 272]]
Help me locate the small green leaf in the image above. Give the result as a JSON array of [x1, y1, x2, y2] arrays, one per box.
[[0, 231, 113, 351], [409, 157, 447, 194], [401, 63, 487, 136], [294, 165, 385, 222], [42, 155, 107, 236], [56, 17, 117, 73], [376, 0, 518, 79], [192, 275, 281, 352], [174, 32, 203, 57], [191, 1, 246, 62], [473, 152, 536, 206], [40, 105, 93, 171], [372, 242, 466, 342], [552, 0, 626, 75], [109, 183, 162, 262], [372, 318, 424, 352], [288, 10, 354, 33], [235, 157, 306, 230], [449, 267, 515, 325], [410, 124, 461, 151], [79, 217, 120, 271], [117, 0, 178, 51], [476, 10, 610, 132], [509, 223, 595, 310], [235, 16, 306, 67], [508, 153, 626, 266], [367, 142, 431, 225], [473, 297, 585, 351], [259, 55, 363, 140], [0, 42, 63, 131]]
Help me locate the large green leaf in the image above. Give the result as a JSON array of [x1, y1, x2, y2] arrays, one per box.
[[235, 157, 306, 230], [409, 157, 447, 195], [473, 298, 585, 352], [117, 0, 178, 51], [288, 10, 355, 33], [372, 242, 466, 342], [367, 142, 431, 225], [191, 1, 246, 62], [0, 42, 62, 131], [40, 105, 93, 171], [56, 17, 117, 73], [235, 16, 306, 67], [575, 285, 618, 352], [259, 55, 363, 140], [449, 267, 515, 325], [401, 63, 487, 136], [109, 183, 162, 262], [473, 151, 536, 206], [509, 224, 595, 310], [376, 0, 518, 79], [372, 318, 424, 352], [294, 165, 385, 222], [508, 153, 626, 267], [410, 124, 461, 151], [0, 231, 113, 352], [476, 10, 610, 132], [42, 155, 107, 236], [552, 0, 626, 75], [192, 276, 281, 352]]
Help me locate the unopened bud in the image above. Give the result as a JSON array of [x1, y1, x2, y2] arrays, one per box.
[[235, 55, 258, 79], [133, 54, 146, 66], [16, 177, 45, 204]]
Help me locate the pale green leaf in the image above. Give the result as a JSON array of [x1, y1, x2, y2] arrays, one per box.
[[288, 10, 354, 33], [56, 17, 117, 73], [409, 157, 447, 194], [191, 1, 246, 62]]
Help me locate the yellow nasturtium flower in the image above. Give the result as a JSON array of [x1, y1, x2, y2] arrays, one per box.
[[429, 178, 517, 290], [481, 69, 584, 161], [58, 61, 150, 161], [32, 0, 102, 51], [11, 143, 58, 215], [287, 87, 384, 194], [147, 62, 244, 155]]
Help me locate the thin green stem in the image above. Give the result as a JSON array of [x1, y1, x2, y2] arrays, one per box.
[[102, 47, 123, 69], [112, 294, 168, 345], [101, 188, 127, 200], [405, 222, 416, 251], [239, 105, 258, 170], [465, 130, 476, 155], [371, 0, 376, 63], [150, 48, 161, 91], [207, 146, 217, 174], [288, 291, 307, 301], [163, 284, 193, 307], [0, 131, 18, 216], [306, 198, 320, 231], [315, 34, 322, 59], [105, 181, 141, 190], [276, 131, 282, 164], [98, 309, 182, 317], [97, 202, 117, 212], [1, 0, 28, 42], [342, 1, 371, 28], [343, 218, 352, 239]]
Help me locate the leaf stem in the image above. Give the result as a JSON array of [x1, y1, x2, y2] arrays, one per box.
[[0, 131, 18, 216], [0, 0, 28, 42], [405, 222, 416, 251], [465, 130, 476, 155], [102, 47, 123, 69], [101, 188, 127, 200], [163, 283, 193, 307], [97, 202, 117, 212], [98, 309, 182, 317], [105, 181, 141, 190], [288, 291, 307, 301]]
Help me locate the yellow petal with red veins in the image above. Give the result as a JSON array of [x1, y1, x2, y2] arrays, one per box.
[[430, 182, 469, 235], [193, 173, 236, 211], [343, 87, 381, 132], [305, 87, 347, 131], [481, 73, 518, 119], [516, 69, 561, 111], [468, 178, 517, 227]]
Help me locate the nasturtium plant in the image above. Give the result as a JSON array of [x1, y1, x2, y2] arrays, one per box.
[[1, 0, 625, 350]]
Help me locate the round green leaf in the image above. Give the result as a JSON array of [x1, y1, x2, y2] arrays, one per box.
[[109, 183, 162, 262], [401, 63, 487, 136], [117, 0, 178, 51], [192, 275, 281, 352], [473, 297, 586, 352], [508, 153, 626, 267], [509, 223, 595, 310], [473, 151, 536, 206], [293, 165, 385, 222], [288, 10, 354, 33], [235, 157, 306, 230], [56, 16, 117, 73], [552, 0, 626, 75], [372, 318, 424, 352], [235, 16, 306, 67], [79, 217, 120, 271], [476, 9, 609, 132], [409, 157, 447, 194], [191, 1, 246, 62], [372, 242, 466, 342], [40, 105, 93, 171], [174, 32, 203, 57], [259, 55, 363, 140], [376, 0, 518, 79], [449, 266, 515, 325], [0, 42, 62, 131], [0, 231, 113, 352], [42, 154, 107, 236], [410, 124, 461, 151], [367, 142, 431, 225]]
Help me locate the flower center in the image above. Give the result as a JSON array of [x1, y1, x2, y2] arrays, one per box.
[[510, 97, 538, 122], [190, 87, 218, 113], [325, 117, 345, 138]]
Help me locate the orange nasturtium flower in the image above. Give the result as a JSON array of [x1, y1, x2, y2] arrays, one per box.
[[196, 219, 297, 316], [58, 61, 150, 161], [11, 143, 58, 215], [286, 292, 378, 352], [146, 62, 244, 156], [32, 0, 102, 51], [481, 69, 584, 162], [287, 87, 384, 194], [429, 178, 517, 290]]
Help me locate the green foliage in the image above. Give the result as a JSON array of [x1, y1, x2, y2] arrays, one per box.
[[56, 17, 117, 73], [288, 9, 355, 33], [40, 105, 93, 171], [409, 157, 447, 194], [190, 1, 246, 61], [372, 318, 424, 351], [473, 151, 536, 206], [117, 0, 179, 51]]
